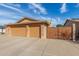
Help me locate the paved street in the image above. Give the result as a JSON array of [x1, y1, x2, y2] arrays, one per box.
[[0, 35, 79, 56]]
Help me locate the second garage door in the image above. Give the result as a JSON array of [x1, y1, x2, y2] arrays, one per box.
[[30, 26, 41, 38]]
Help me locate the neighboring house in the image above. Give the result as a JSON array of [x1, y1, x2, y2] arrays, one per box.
[[0, 26, 5, 33], [64, 18, 79, 26], [6, 17, 50, 39], [64, 18, 79, 41]]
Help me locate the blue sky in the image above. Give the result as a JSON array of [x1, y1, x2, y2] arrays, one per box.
[[0, 3, 79, 26]]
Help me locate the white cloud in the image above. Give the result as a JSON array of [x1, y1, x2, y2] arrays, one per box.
[[28, 3, 47, 14], [40, 16, 52, 20], [0, 4, 25, 25], [0, 4, 25, 15], [60, 3, 67, 13], [39, 16, 57, 27], [0, 10, 21, 25], [0, 8, 24, 22], [0, 3, 37, 25], [56, 17, 61, 22], [5, 3, 21, 8], [0, 4, 35, 18], [0, 18, 16, 25], [40, 16, 63, 27]]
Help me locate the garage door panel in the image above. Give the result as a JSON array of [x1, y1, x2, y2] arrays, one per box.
[[11, 26, 27, 36], [30, 26, 40, 38]]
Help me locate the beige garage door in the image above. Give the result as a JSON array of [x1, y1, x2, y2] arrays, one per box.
[[30, 26, 41, 38], [10, 26, 27, 36]]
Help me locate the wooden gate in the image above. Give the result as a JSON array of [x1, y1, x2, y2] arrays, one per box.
[[47, 27, 72, 40]]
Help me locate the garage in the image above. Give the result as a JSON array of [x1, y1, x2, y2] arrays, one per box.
[[6, 17, 49, 39], [9, 25, 27, 37]]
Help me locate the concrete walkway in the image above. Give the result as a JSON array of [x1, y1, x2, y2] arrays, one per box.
[[0, 35, 79, 56]]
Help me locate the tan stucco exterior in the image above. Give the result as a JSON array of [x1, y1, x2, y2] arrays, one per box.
[[6, 18, 49, 39]]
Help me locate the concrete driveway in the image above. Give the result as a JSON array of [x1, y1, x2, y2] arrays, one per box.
[[0, 35, 79, 56]]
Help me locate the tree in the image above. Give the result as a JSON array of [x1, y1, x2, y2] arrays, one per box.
[[56, 24, 63, 27]]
